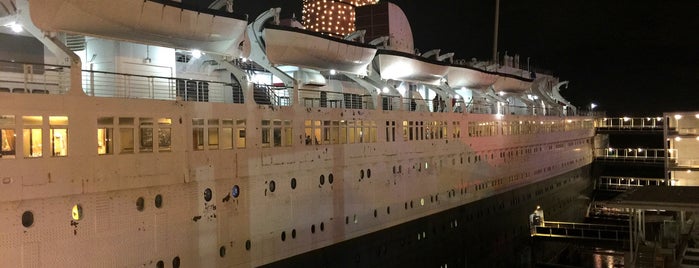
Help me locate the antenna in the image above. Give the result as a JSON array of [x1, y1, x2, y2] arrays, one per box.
[[492, 0, 500, 65]]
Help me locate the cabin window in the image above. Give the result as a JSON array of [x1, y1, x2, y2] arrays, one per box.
[[192, 119, 204, 151], [236, 120, 246, 148], [0, 115, 16, 158], [71, 204, 82, 221], [22, 116, 42, 158], [441, 121, 448, 139], [176, 79, 209, 102], [221, 119, 234, 150], [119, 117, 135, 154], [369, 121, 377, 142], [348, 121, 356, 143], [158, 118, 172, 152], [283, 120, 292, 147], [49, 116, 68, 157], [339, 120, 347, 143], [330, 121, 340, 144], [386, 121, 396, 142], [453, 121, 461, 138], [273, 120, 282, 147], [139, 118, 153, 153], [313, 120, 322, 145], [304, 120, 312, 145], [208, 119, 219, 150], [97, 117, 113, 155], [261, 120, 270, 147]]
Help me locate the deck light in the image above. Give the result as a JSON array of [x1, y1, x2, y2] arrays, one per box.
[[329, 69, 336, 75], [674, 114, 682, 120], [675, 137, 682, 142], [191, 49, 202, 59], [4, 22, 22, 33]]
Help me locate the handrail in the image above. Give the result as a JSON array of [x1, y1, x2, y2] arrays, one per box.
[[596, 117, 664, 129], [594, 148, 675, 161]]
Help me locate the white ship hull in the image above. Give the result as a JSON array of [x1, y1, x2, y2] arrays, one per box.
[[0, 1, 595, 267]]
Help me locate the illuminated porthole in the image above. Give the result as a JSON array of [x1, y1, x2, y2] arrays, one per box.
[[291, 178, 297, 189], [232, 185, 240, 198], [154, 194, 163, 208], [71, 204, 83, 221], [21, 211, 34, 228], [328, 173, 334, 184], [219, 246, 226, 257], [172, 256, 181, 268], [136, 197, 145, 211], [269, 181, 276, 192], [204, 188, 212, 202]]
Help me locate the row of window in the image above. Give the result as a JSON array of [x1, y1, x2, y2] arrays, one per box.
[[98, 117, 172, 155], [304, 120, 378, 145], [468, 119, 594, 137], [0, 115, 68, 158]]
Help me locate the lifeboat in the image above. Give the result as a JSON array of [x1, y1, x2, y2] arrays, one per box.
[[446, 65, 499, 90], [263, 25, 378, 76], [492, 73, 534, 93], [375, 50, 450, 85], [28, 0, 247, 56]]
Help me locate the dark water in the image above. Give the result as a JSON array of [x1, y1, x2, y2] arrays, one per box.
[[265, 165, 594, 268]]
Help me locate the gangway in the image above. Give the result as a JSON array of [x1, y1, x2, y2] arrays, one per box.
[[596, 176, 671, 192], [594, 148, 675, 165], [595, 117, 666, 133], [532, 221, 630, 243]]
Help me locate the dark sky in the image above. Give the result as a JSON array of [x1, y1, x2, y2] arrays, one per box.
[[194, 0, 699, 116]]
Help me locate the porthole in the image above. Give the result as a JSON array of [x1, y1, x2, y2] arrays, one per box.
[[292, 229, 296, 239], [320, 222, 325, 231], [71, 204, 82, 221], [373, 209, 377, 218], [232, 185, 240, 198], [281, 231, 286, 241], [136, 197, 145, 211], [367, 169, 371, 178], [219, 246, 226, 257], [204, 188, 212, 202], [312, 224, 316, 233], [269, 180, 276, 192], [360, 170, 364, 179], [393, 166, 396, 174], [21, 211, 34, 228], [353, 215, 358, 224], [328, 173, 334, 184], [245, 240, 251, 251], [172, 256, 181, 268], [387, 206, 391, 214], [156, 260, 164, 268], [320, 175, 325, 185], [290, 178, 297, 190], [154, 194, 163, 208], [345, 216, 349, 225], [404, 202, 408, 210], [410, 200, 414, 208], [420, 198, 425, 206], [399, 165, 402, 173]]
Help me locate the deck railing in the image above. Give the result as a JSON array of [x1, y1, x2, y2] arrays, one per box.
[[0, 60, 70, 94], [596, 117, 664, 130], [594, 148, 675, 162]]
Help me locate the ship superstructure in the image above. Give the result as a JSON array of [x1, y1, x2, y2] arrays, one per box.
[[0, 0, 594, 267]]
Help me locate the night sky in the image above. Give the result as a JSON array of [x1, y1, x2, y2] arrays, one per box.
[[191, 0, 699, 116]]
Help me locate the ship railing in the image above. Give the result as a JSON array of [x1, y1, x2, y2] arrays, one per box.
[[81, 69, 239, 103], [594, 148, 676, 162], [0, 60, 70, 94], [298, 88, 369, 109], [254, 84, 291, 107], [595, 117, 664, 130], [671, 128, 699, 135]]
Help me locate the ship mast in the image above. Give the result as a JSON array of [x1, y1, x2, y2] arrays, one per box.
[[492, 0, 500, 65]]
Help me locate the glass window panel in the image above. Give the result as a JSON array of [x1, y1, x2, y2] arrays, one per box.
[[221, 127, 233, 149], [158, 128, 171, 152], [97, 128, 113, 155], [23, 128, 42, 157], [120, 128, 134, 153], [208, 127, 219, 149], [49, 116, 68, 125], [119, 117, 134, 125], [50, 128, 68, 156], [193, 128, 204, 151]]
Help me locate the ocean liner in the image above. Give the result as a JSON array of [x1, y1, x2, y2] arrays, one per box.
[[0, 0, 594, 267]]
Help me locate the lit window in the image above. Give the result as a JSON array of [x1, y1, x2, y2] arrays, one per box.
[[49, 116, 68, 157], [119, 117, 134, 154], [22, 116, 42, 158], [0, 115, 16, 158], [208, 119, 219, 150], [158, 118, 172, 152], [71, 204, 82, 221], [273, 120, 282, 147], [192, 119, 204, 151], [236, 120, 246, 148], [221, 119, 234, 150], [97, 117, 114, 155], [261, 120, 270, 147], [283, 120, 293, 147], [139, 118, 153, 153]]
